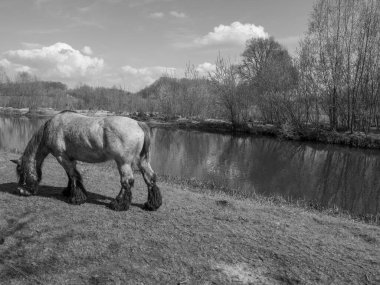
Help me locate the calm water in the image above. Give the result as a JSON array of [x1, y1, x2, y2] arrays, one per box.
[[1, 115, 379, 216]]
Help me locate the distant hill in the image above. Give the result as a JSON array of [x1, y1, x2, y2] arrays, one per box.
[[135, 76, 178, 99], [135, 76, 212, 99]]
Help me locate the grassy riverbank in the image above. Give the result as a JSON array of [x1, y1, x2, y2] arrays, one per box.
[[2, 106, 380, 150], [0, 152, 379, 284]]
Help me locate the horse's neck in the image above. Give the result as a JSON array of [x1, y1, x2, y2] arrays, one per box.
[[23, 145, 46, 168], [22, 128, 49, 173]]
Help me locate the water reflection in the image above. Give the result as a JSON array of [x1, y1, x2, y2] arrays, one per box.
[[0, 115, 46, 153], [150, 129, 380, 216], [0, 115, 379, 216]]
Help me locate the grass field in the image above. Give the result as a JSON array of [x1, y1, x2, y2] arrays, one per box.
[[0, 152, 379, 284]]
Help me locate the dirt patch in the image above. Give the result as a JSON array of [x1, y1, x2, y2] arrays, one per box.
[[215, 199, 235, 209], [213, 262, 273, 284]]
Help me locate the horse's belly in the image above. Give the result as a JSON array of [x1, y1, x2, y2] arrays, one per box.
[[66, 145, 110, 163], [62, 133, 111, 163]]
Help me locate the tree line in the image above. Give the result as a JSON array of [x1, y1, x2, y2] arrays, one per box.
[[209, 0, 380, 133]]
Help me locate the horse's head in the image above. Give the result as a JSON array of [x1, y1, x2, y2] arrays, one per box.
[[11, 158, 39, 196]]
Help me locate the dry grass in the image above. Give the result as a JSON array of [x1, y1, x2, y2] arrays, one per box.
[[0, 152, 379, 284]]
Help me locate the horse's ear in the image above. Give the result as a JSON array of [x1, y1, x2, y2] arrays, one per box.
[[10, 159, 20, 165]]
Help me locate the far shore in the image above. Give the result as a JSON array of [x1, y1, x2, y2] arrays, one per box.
[[2, 106, 380, 150]]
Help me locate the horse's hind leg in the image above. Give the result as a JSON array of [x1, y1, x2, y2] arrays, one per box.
[[139, 159, 162, 211], [56, 156, 87, 205], [110, 163, 134, 211]]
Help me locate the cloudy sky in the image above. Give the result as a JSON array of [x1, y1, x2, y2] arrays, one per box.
[[0, 0, 314, 91]]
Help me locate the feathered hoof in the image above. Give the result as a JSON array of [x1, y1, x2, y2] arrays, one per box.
[[144, 184, 162, 211], [67, 190, 87, 205], [143, 202, 160, 211], [68, 196, 86, 205], [17, 188, 32, 196], [109, 199, 130, 211]]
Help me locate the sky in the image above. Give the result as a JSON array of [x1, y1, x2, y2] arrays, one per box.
[[0, 0, 314, 92]]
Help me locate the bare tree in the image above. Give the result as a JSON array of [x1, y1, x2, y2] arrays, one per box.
[[299, 0, 380, 131], [209, 55, 251, 126], [239, 37, 298, 93], [238, 37, 298, 124]]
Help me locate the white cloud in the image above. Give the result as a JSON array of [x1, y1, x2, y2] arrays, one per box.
[[0, 59, 11, 68], [148, 10, 187, 20], [21, 42, 43, 49], [33, 0, 52, 6], [1, 42, 104, 81], [15, 65, 34, 73], [78, 5, 93, 13], [194, 21, 268, 47], [127, 0, 177, 7], [121, 65, 179, 91], [149, 12, 164, 19], [170, 11, 186, 18], [0, 58, 35, 74], [196, 62, 216, 76], [82, 46, 93, 55]]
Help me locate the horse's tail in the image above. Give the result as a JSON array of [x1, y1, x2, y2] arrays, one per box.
[[137, 121, 152, 160]]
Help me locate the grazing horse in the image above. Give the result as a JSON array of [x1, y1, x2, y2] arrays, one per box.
[[10, 111, 162, 211]]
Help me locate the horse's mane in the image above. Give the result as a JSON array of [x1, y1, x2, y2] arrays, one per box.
[[20, 120, 51, 183], [22, 120, 48, 160], [22, 110, 75, 160]]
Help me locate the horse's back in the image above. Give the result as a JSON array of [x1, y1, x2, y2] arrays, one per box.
[[46, 112, 144, 163]]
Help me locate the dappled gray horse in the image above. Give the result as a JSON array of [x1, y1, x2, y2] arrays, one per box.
[[11, 110, 162, 211]]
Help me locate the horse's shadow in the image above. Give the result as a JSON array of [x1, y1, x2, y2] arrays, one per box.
[[0, 182, 145, 210]]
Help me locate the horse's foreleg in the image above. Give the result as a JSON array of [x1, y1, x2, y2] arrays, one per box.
[[73, 168, 88, 195], [62, 171, 85, 197], [56, 156, 87, 205], [110, 163, 134, 211], [139, 159, 162, 211], [62, 174, 72, 197]]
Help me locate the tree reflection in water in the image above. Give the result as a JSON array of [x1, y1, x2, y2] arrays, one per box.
[[151, 128, 380, 216]]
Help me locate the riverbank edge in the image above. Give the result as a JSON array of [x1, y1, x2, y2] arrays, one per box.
[[159, 174, 380, 226], [2, 106, 380, 149]]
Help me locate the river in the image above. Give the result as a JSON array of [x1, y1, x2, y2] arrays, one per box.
[[1, 114, 379, 217]]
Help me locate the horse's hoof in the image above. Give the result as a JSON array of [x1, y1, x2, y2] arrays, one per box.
[[68, 196, 86, 205], [109, 200, 129, 211], [143, 202, 159, 211], [67, 187, 87, 205], [17, 188, 32, 196], [68, 198, 86, 205]]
